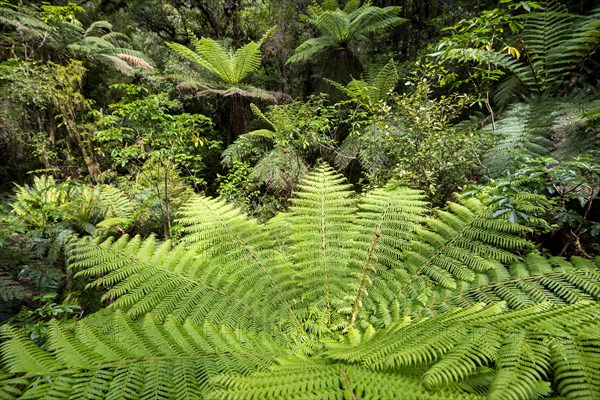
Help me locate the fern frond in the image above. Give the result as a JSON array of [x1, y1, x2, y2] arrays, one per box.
[[348, 6, 405, 37], [315, 9, 350, 43], [551, 333, 600, 399], [403, 197, 532, 290], [0, 311, 285, 399], [70, 232, 300, 333], [286, 36, 337, 64], [425, 254, 600, 315], [221, 128, 278, 164], [231, 41, 262, 83], [327, 302, 600, 399], [209, 361, 479, 400], [344, 187, 428, 329], [280, 164, 357, 330], [483, 98, 556, 177], [252, 148, 308, 194], [99, 185, 133, 221]]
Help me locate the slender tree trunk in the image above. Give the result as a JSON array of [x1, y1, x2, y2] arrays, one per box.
[[227, 93, 246, 145]]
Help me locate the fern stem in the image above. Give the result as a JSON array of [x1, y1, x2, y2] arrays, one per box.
[[320, 175, 333, 328], [341, 369, 358, 400], [347, 229, 381, 331]]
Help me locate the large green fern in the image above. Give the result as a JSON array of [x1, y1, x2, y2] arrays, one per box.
[[1, 164, 599, 399]]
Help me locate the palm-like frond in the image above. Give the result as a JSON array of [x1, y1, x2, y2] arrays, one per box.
[[169, 30, 271, 87], [328, 59, 398, 108], [326, 302, 600, 400], [433, 2, 600, 106], [287, 5, 405, 64], [286, 36, 337, 64]]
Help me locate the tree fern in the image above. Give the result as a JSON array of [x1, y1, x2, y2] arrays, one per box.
[[1, 164, 599, 399], [482, 98, 556, 176], [435, 1, 600, 106]]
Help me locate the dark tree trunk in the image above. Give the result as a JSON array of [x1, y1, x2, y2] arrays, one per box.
[[227, 93, 247, 145]]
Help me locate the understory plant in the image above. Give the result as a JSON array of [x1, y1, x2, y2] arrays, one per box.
[[1, 165, 598, 399]]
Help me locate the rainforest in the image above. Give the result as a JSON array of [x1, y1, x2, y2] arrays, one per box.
[[0, 0, 599, 399]]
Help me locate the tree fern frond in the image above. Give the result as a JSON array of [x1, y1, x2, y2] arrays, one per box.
[[403, 197, 532, 290], [209, 361, 480, 400], [551, 335, 600, 399], [191, 36, 234, 82], [487, 331, 552, 400], [348, 6, 405, 37], [252, 148, 308, 194], [280, 164, 357, 330], [99, 185, 133, 221], [69, 233, 300, 332], [221, 128, 277, 164], [315, 10, 350, 43], [368, 59, 398, 102], [483, 98, 556, 177], [286, 36, 337, 64], [231, 42, 262, 84], [426, 254, 600, 315], [345, 187, 428, 329], [115, 53, 153, 71], [327, 302, 599, 399], [0, 311, 285, 399]]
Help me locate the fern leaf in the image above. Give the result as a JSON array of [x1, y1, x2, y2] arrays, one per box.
[[403, 197, 532, 290], [0, 311, 285, 399], [281, 164, 357, 330], [69, 234, 300, 332], [424, 254, 600, 315], [209, 361, 479, 400], [345, 187, 428, 329], [483, 98, 556, 177]]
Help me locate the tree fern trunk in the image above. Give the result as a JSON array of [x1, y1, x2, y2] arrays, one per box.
[[227, 93, 246, 145]]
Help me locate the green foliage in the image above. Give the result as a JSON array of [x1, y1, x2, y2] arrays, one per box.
[[424, 253, 600, 314], [434, 1, 600, 107], [95, 83, 218, 184], [288, 3, 405, 64], [288, 2, 406, 85], [344, 81, 482, 204], [167, 27, 279, 143], [482, 97, 555, 176], [476, 154, 600, 256], [8, 292, 81, 346], [220, 95, 345, 218], [168, 29, 273, 93], [1, 165, 599, 398], [0, 309, 284, 399]]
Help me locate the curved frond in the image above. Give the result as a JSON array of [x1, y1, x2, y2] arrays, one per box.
[[314, 9, 350, 42], [69, 232, 299, 333], [403, 197, 533, 290], [483, 98, 556, 177], [231, 41, 262, 83], [348, 6, 405, 37], [0, 311, 285, 399], [424, 254, 600, 315], [286, 36, 337, 64], [327, 302, 600, 399], [344, 187, 428, 329], [84, 20, 113, 37], [209, 361, 480, 400]]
